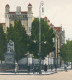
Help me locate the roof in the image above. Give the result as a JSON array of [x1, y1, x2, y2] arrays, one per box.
[[0, 23, 6, 26], [48, 20, 50, 22], [44, 17, 47, 20], [6, 4, 9, 7], [9, 12, 16, 14], [54, 27, 61, 32], [50, 23, 53, 26], [28, 3, 32, 6], [9, 11, 28, 14], [21, 11, 28, 14]]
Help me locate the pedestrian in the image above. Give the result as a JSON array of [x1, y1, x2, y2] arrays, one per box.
[[51, 65, 53, 71], [27, 65, 30, 73], [55, 64, 57, 73], [33, 65, 35, 74], [44, 64, 47, 72], [33, 64, 39, 74], [64, 64, 67, 72], [15, 62, 18, 74]]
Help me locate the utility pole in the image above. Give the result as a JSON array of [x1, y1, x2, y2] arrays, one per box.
[[57, 38, 58, 67], [60, 24, 62, 67], [39, 1, 44, 74]]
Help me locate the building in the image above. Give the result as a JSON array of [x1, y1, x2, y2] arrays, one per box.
[[44, 17, 65, 65], [0, 23, 6, 33], [2, 3, 34, 36]]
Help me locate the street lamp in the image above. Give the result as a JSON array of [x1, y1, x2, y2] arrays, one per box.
[[39, 1, 44, 74], [60, 24, 63, 67], [57, 38, 58, 67], [48, 54, 50, 68]]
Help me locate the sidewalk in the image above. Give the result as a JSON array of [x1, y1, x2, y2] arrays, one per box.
[[0, 70, 72, 80], [0, 65, 71, 75]]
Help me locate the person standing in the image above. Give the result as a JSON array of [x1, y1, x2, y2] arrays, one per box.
[[44, 64, 47, 72], [64, 64, 67, 72], [27, 65, 30, 73], [55, 64, 57, 73], [51, 65, 53, 71]]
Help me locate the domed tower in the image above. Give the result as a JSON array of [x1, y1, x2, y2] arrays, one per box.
[[5, 4, 10, 13], [27, 3, 33, 36], [28, 3, 32, 13]]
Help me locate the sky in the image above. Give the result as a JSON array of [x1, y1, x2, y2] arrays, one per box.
[[0, 0, 72, 40]]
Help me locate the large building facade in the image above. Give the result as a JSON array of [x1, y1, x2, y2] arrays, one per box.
[[4, 3, 34, 35]]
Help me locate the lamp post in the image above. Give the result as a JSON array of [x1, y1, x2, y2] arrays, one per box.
[[60, 24, 63, 67], [52, 38, 56, 66], [39, 1, 44, 74], [48, 54, 49, 69], [57, 38, 58, 67]]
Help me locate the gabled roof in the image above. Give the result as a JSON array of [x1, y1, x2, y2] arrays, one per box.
[[50, 23, 53, 26], [48, 20, 50, 22], [54, 27, 61, 32], [44, 17, 47, 20]]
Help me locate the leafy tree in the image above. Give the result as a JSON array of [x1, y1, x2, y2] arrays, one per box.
[[60, 44, 68, 61], [29, 18, 55, 59], [7, 24, 14, 42], [7, 21, 28, 62], [60, 40, 72, 68], [0, 24, 7, 63]]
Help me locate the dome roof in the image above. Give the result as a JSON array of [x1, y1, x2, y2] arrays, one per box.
[[28, 3, 32, 6], [6, 4, 9, 7]]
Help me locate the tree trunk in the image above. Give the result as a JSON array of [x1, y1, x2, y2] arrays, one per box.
[[71, 62, 72, 69]]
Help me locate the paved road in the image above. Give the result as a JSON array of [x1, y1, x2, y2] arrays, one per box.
[[0, 70, 72, 80]]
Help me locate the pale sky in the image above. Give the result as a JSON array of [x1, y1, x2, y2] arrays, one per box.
[[0, 0, 72, 40]]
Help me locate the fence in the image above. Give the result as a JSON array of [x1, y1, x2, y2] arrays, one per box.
[[0, 57, 62, 73]]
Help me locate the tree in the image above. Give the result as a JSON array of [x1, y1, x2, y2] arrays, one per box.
[[60, 44, 68, 61], [6, 24, 14, 42], [29, 18, 55, 59], [0, 24, 7, 63], [7, 21, 28, 62], [60, 40, 72, 68]]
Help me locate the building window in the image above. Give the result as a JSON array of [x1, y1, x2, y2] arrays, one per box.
[[23, 15, 25, 18], [16, 15, 19, 18], [12, 15, 14, 17], [29, 27, 31, 33], [25, 15, 27, 18]]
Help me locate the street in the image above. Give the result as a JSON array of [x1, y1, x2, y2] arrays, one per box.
[[0, 70, 72, 80]]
